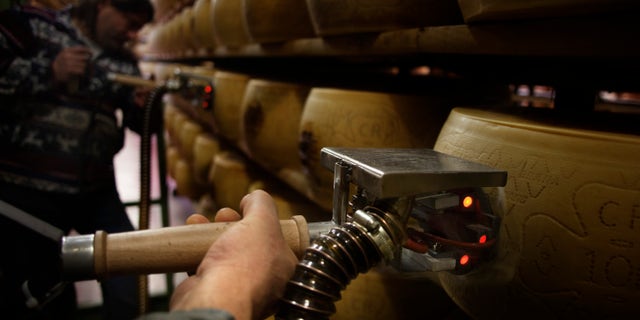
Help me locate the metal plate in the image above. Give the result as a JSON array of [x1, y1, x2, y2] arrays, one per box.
[[320, 147, 507, 198]]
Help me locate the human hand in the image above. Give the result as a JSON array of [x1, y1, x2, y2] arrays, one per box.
[[132, 86, 152, 108], [51, 46, 92, 87], [170, 190, 298, 320]]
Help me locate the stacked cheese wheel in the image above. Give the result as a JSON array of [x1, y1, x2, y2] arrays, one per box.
[[306, 0, 463, 36], [334, 268, 458, 320], [164, 102, 217, 201], [433, 107, 640, 319], [299, 88, 451, 210], [243, 0, 316, 43], [213, 71, 251, 145], [238, 79, 311, 172], [248, 179, 329, 222], [207, 151, 253, 211], [192, 0, 216, 55], [211, 0, 252, 47]]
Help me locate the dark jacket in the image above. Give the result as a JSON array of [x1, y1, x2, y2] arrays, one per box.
[[0, 4, 149, 193]]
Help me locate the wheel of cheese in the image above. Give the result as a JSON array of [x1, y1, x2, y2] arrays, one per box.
[[244, 0, 316, 43], [211, 0, 252, 47], [239, 79, 311, 172], [248, 179, 329, 222], [150, 0, 180, 21], [433, 107, 640, 319], [333, 267, 459, 320], [306, 0, 463, 36], [177, 118, 203, 161], [165, 145, 180, 179], [299, 88, 451, 209], [207, 151, 253, 211], [212, 71, 251, 144], [192, 133, 221, 185], [195, 193, 218, 221], [163, 102, 178, 139], [168, 108, 187, 148], [161, 13, 185, 58], [174, 158, 202, 200], [192, 0, 217, 55], [177, 7, 197, 58]]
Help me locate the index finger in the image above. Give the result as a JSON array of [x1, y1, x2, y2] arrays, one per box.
[[239, 190, 279, 224]]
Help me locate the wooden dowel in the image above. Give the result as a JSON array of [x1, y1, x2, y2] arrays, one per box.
[[107, 73, 158, 88], [92, 215, 309, 278]]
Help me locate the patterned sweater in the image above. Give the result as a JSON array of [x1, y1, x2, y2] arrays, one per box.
[[0, 4, 150, 194]]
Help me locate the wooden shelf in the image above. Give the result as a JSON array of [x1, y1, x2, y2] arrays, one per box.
[[143, 12, 640, 94]]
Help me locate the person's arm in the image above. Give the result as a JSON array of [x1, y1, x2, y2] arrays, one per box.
[[0, 27, 91, 96], [139, 190, 298, 320]]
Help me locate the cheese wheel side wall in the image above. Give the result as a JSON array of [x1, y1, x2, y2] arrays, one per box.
[[299, 88, 452, 209], [433, 107, 640, 319]]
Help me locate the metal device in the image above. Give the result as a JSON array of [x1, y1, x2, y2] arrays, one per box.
[[56, 145, 506, 318], [276, 147, 507, 319]]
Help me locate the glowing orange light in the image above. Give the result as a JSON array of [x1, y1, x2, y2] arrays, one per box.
[[462, 196, 473, 208], [459, 254, 470, 266], [204, 85, 213, 93], [479, 235, 487, 244]]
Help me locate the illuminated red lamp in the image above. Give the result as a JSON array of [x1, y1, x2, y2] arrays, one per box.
[[462, 196, 473, 208], [478, 234, 487, 244], [459, 254, 470, 266]]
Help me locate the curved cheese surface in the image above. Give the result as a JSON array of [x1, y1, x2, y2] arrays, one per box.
[[213, 71, 251, 144], [211, 0, 252, 46], [299, 88, 451, 209], [244, 0, 316, 43], [433, 107, 640, 319], [208, 151, 253, 211], [334, 268, 458, 320], [192, 133, 220, 185], [306, 0, 463, 36], [192, 0, 216, 54], [239, 79, 311, 171]]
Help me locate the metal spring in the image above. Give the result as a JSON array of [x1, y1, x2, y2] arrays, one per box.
[[276, 208, 402, 320]]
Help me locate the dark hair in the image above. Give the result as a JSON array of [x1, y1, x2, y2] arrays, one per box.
[[110, 0, 154, 22], [71, 0, 153, 39]]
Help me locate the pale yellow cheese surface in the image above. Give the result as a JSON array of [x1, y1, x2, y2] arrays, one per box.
[[434, 107, 640, 318], [239, 79, 311, 171]]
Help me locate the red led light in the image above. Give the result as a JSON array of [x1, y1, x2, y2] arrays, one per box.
[[479, 235, 487, 244], [462, 196, 473, 208], [459, 254, 470, 266], [204, 85, 213, 93]]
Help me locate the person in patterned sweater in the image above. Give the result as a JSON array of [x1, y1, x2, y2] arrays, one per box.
[[0, 0, 154, 318]]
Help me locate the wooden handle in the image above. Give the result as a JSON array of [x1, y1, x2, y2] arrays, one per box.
[[93, 215, 309, 278], [107, 73, 157, 88]]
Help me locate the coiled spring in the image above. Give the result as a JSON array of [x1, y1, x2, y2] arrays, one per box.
[[276, 207, 404, 319]]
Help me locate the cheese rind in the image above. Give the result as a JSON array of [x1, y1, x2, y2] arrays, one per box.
[[239, 79, 311, 171], [211, 0, 252, 46], [434, 107, 640, 318], [213, 71, 251, 144], [299, 88, 451, 209], [207, 151, 252, 211], [244, 0, 316, 43]]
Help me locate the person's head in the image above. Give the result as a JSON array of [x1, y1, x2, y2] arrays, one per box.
[[72, 0, 153, 54]]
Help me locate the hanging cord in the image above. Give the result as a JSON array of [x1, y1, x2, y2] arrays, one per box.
[[137, 84, 168, 315]]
